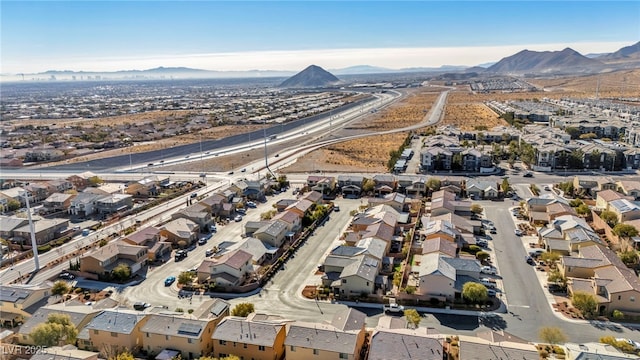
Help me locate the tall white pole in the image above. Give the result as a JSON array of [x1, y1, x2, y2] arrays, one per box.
[[23, 192, 40, 272]]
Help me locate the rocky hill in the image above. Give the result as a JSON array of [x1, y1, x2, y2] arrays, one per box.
[[487, 48, 603, 75], [600, 41, 640, 60], [279, 65, 340, 88]]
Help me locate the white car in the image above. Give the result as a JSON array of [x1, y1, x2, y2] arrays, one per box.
[[616, 338, 640, 350], [481, 266, 496, 275], [480, 278, 496, 288], [514, 229, 523, 236]]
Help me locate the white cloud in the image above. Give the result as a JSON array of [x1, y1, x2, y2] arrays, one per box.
[[2, 41, 632, 74]]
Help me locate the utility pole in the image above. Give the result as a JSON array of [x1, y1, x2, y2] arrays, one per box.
[[23, 192, 40, 272]]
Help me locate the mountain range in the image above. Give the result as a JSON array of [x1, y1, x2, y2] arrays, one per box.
[[5, 41, 639, 81]]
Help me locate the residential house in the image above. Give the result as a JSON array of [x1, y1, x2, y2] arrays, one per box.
[[122, 226, 172, 262], [172, 203, 214, 232], [272, 210, 302, 234], [368, 329, 443, 360], [564, 342, 638, 360], [78, 309, 148, 355], [67, 172, 97, 191], [0, 282, 52, 328], [95, 194, 133, 215], [125, 177, 160, 197], [300, 190, 323, 205], [254, 220, 289, 248], [430, 190, 471, 216], [598, 177, 618, 192], [420, 237, 458, 258], [274, 199, 298, 212], [1, 186, 29, 206], [307, 175, 336, 194], [46, 179, 74, 193], [573, 176, 599, 197], [617, 180, 640, 200], [595, 190, 631, 210], [80, 241, 148, 277], [69, 192, 103, 218], [236, 237, 277, 265], [0, 216, 28, 241], [42, 193, 75, 213], [421, 147, 453, 172], [334, 255, 380, 297], [560, 244, 640, 315], [373, 174, 396, 196], [17, 301, 105, 345], [30, 346, 99, 360], [285, 199, 314, 219], [160, 218, 199, 246], [25, 183, 53, 202], [199, 194, 227, 217], [538, 215, 602, 254], [196, 249, 253, 286], [367, 192, 410, 213], [337, 175, 365, 198], [25, 149, 64, 162], [13, 218, 69, 245], [211, 314, 287, 360], [244, 221, 272, 237], [140, 314, 219, 359], [457, 335, 539, 360], [525, 196, 571, 225], [323, 246, 365, 275], [415, 253, 481, 301], [607, 199, 640, 223], [465, 180, 499, 200], [285, 308, 366, 360]]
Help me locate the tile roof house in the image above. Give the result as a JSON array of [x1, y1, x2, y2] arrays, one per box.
[[140, 314, 219, 359], [254, 219, 289, 248], [78, 309, 148, 355], [42, 192, 76, 213], [80, 241, 148, 277], [430, 189, 471, 216], [466, 180, 499, 200], [236, 237, 278, 265], [272, 210, 302, 233], [122, 226, 172, 262], [616, 180, 640, 200], [69, 192, 103, 218], [607, 198, 640, 223], [285, 308, 367, 360], [17, 301, 105, 345], [368, 329, 443, 360], [457, 335, 539, 360], [13, 218, 69, 245], [420, 237, 458, 258], [198, 193, 227, 216], [211, 314, 288, 360], [595, 190, 632, 210], [367, 192, 410, 213], [171, 203, 214, 232], [285, 199, 314, 219], [539, 215, 602, 254], [414, 253, 481, 301], [0, 282, 52, 327], [30, 346, 99, 360], [196, 249, 253, 286], [160, 218, 199, 246], [334, 255, 380, 297]]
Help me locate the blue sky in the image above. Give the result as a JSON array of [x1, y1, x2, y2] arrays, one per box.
[[1, 1, 638, 73]]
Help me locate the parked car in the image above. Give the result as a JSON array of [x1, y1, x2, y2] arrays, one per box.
[[175, 250, 188, 261], [133, 302, 151, 311], [477, 239, 488, 248], [490, 229, 497, 234], [234, 214, 243, 222], [544, 185, 551, 191], [480, 278, 496, 288], [59, 272, 75, 280], [481, 266, 496, 275], [487, 289, 497, 297], [525, 256, 535, 265], [236, 208, 246, 215], [333, 205, 340, 212], [523, 172, 533, 178], [164, 276, 176, 286], [616, 338, 640, 350], [206, 248, 215, 257], [197, 237, 207, 246], [246, 201, 257, 208], [514, 229, 523, 236]]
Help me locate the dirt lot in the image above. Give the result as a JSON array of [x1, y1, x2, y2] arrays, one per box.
[[280, 89, 441, 173], [529, 69, 640, 98], [442, 100, 507, 130]]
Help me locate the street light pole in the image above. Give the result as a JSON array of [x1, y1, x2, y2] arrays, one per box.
[[23, 191, 40, 272]]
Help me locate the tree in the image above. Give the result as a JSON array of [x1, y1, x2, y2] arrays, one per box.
[[51, 281, 71, 296], [109, 351, 135, 360], [600, 336, 636, 353], [30, 313, 78, 346], [178, 271, 195, 285], [619, 251, 639, 267], [600, 210, 618, 227], [565, 127, 580, 139], [462, 282, 488, 303], [88, 176, 103, 187], [470, 204, 483, 214], [7, 199, 20, 211], [571, 291, 598, 318], [362, 178, 375, 194], [613, 223, 639, 238], [112, 263, 131, 281], [260, 209, 277, 220], [547, 270, 566, 286], [426, 178, 441, 192], [231, 302, 255, 317], [404, 309, 421, 329], [576, 204, 590, 216], [501, 178, 510, 194], [538, 327, 567, 345], [476, 251, 490, 262], [540, 252, 560, 265]]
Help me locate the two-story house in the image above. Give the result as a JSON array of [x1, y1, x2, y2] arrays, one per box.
[[160, 218, 199, 247], [197, 249, 253, 287], [140, 314, 219, 359], [78, 309, 148, 356], [122, 226, 172, 262], [80, 241, 148, 278], [211, 314, 287, 360]]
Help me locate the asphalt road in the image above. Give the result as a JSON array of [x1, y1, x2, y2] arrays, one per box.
[[46, 95, 381, 171]]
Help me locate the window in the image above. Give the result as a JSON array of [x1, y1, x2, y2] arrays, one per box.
[[146, 332, 149, 337], [366, 282, 369, 286], [188, 338, 193, 344], [243, 344, 247, 349], [166, 335, 170, 341], [219, 340, 227, 345], [233, 342, 236, 347], [619, 295, 622, 300], [313, 349, 319, 355], [339, 353, 348, 359], [290, 346, 296, 352], [631, 296, 636, 302], [258, 346, 265, 351], [342, 279, 347, 284], [111, 332, 118, 337]]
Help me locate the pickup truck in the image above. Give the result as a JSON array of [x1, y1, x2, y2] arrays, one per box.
[[383, 303, 405, 314]]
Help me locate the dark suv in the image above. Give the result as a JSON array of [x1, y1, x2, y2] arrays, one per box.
[[175, 250, 188, 261]]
